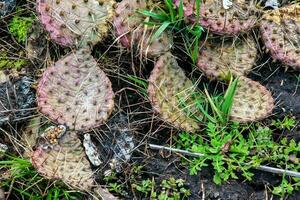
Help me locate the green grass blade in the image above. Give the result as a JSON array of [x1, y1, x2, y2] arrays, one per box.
[[151, 21, 171, 41]]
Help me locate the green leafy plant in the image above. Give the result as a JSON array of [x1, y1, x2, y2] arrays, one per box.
[[0, 51, 27, 70], [132, 177, 191, 200], [0, 154, 84, 200], [271, 116, 296, 131], [9, 15, 35, 43]]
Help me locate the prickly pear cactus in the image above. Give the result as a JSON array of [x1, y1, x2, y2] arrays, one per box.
[[260, 4, 300, 70], [197, 36, 257, 80], [148, 53, 202, 133], [230, 77, 274, 122], [37, 48, 115, 131], [36, 0, 115, 47], [174, 0, 258, 35], [31, 131, 95, 190], [114, 0, 173, 57]]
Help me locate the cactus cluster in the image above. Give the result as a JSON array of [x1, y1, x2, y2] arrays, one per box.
[[36, 0, 115, 47], [37, 48, 114, 131], [174, 0, 258, 35], [113, 0, 173, 57], [197, 36, 257, 80], [148, 53, 202, 133], [230, 77, 274, 122], [260, 4, 300, 70]]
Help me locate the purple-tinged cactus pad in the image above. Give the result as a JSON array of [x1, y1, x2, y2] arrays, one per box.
[[230, 77, 274, 122], [37, 49, 114, 131], [36, 0, 115, 47], [197, 36, 257, 80], [114, 0, 172, 58], [174, 0, 258, 35], [148, 53, 202, 133], [260, 4, 300, 70], [31, 131, 95, 191]]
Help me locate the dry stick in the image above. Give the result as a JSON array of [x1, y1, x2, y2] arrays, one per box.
[[149, 144, 300, 178]]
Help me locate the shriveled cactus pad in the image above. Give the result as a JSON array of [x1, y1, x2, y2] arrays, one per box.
[[230, 77, 274, 122], [260, 4, 300, 69], [197, 36, 257, 79], [174, 0, 258, 35], [148, 53, 202, 132], [36, 0, 115, 47], [31, 131, 95, 190], [37, 49, 114, 131], [114, 0, 172, 57]]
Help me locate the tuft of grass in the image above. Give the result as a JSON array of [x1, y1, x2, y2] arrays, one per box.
[[141, 0, 204, 63]]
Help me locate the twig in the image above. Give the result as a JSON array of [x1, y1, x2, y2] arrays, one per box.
[[149, 144, 300, 178]]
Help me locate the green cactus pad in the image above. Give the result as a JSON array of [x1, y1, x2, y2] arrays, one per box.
[[37, 48, 115, 131], [197, 36, 257, 80], [36, 0, 116, 47], [230, 77, 274, 122], [31, 131, 95, 191], [148, 53, 202, 133], [260, 4, 300, 70]]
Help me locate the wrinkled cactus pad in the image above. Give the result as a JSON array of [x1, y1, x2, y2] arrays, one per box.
[[37, 48, 115, 131], [36, 0, 115, 47], [148, 53, 202, 132], [114, 0, 172, 57], [174, 0, 258, 35], [230, 77, 274, 122], [260, 4, 300, 70], [197, 36, 257, 80], [31, 131, 95, 191]]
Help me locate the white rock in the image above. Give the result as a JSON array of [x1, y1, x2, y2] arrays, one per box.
[[83, 134, 102, 166]]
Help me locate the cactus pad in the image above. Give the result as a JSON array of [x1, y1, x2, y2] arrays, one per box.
[[197, 36, 257, 80], [260, 4, 300, 69], [148, 53, 202, 132], [230, 77, 274, 122], [114, 0, 172, 57], [36, 0, 115, 47], [174, 0, 258, 35], [31, 131, 95, 190], [37, 49, 115, 131]]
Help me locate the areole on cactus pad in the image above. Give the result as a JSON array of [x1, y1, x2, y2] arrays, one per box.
[[230, 77, 274, 123], [36, 0, 115, 47], [260, 4, 300, 70], [114, 0, 173, 58], [37, 48, 114, 131], [148, 53, 202, 133], [197, 36, 257, 80], [174, 0, 258, 35]]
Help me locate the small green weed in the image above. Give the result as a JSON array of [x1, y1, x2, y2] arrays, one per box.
[[9, 15, 35, 44], [0, 154, 84, 200], [271, 116, 296, 131], [0, 51, 27, 70], [132, 177, 191, 200]]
